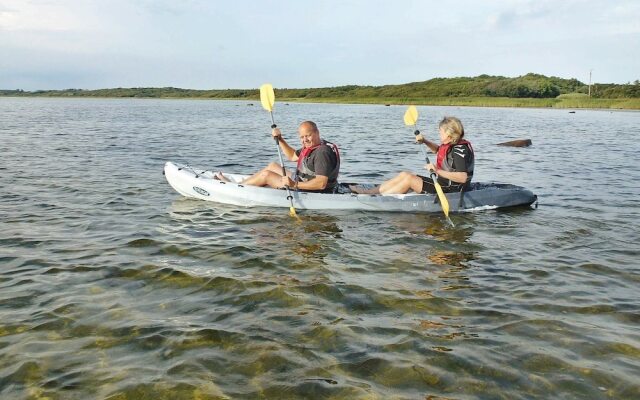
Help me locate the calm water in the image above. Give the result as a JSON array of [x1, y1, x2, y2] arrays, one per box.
[[1, 97, 639, 399]]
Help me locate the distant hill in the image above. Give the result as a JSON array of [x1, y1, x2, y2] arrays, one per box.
[[2, 73, 638, 100]]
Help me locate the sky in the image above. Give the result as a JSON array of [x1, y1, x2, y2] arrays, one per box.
[[1, 0, 639, 90]]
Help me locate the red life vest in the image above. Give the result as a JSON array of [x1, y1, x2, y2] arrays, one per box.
[[436, 140, 473, 170], [296, 140, 340, 177]]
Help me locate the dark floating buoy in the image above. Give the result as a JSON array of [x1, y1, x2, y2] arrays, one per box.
[[569, 111, 576, 114], [497, 139, 532, 147]]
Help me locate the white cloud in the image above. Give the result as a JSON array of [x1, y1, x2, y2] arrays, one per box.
[[602, 3, 640, 34], [0, 0, 91, 32], [483, 0, 640, 37]]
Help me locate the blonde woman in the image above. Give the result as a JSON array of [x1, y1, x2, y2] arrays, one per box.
[[351, 117, 474, 195]]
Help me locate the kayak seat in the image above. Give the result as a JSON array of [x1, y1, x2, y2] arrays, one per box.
[[336, 182, 377, 194]]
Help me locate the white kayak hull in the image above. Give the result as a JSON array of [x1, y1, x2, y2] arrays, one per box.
[[164, 162, 537, 213]]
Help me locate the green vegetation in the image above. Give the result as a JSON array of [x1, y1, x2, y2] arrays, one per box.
[[0, 87, 257, 99], [2, 73, 639, 109]]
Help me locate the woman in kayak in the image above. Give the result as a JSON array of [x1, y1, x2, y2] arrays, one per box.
[[351, 116, 474, 195], [215, 121, 340, 193]]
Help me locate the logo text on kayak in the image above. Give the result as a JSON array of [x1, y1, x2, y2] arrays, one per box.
[[193, 186, 210, 196]]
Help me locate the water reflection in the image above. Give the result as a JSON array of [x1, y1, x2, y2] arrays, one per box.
[[384, 212, 477, 243], [428, 250, 475, 268], [357, 212, 482, 352], [253, 213, 342, 261], [166, 199, 343, 264]]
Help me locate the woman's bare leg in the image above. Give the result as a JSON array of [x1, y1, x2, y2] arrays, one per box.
[[351, 172, 424, 195], [378, 171, 424, 194]]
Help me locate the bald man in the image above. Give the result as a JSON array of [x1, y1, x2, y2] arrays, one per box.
[[216, 121, 340, 193]]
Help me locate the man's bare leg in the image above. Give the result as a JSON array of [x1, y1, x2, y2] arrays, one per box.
[[216, 162, 292, 188], [242, 162, 292, 188]]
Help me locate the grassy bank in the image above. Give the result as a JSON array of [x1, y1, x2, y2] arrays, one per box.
[[277, 96, 640, 110], [2, 93, 638, 110]]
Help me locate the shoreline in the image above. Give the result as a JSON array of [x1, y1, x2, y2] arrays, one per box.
[[2, 94, 639, 110]]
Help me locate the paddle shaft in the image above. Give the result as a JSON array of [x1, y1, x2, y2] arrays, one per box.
[[259, 83, 299, 219], [415, 130, 439, 182], [270, 113, 296, 201], [270, 115, 288, 176], [404, 107, 452, 225], [414, 129, 454, 226]]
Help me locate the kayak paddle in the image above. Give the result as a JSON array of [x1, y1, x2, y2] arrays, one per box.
[[259, 83, 300, 220], [403, 106, 454, 226]]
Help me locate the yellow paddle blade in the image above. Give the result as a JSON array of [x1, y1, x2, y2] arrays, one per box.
[[289, 206, 301, 221], [260, 83, 275, 112], [433, 182, 450, 217], [403, 105, 418, 126]]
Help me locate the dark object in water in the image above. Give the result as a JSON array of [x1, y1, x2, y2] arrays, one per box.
[[497, 139, 532, 147], [304, 378, 338, 385], [569, 111, 576, 113], [385, 104, 391, 106]]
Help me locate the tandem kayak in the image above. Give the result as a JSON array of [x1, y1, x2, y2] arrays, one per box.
[[164, 162, 537, 213]]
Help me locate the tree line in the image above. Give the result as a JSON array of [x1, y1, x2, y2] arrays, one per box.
[[2, 73, 638, 99]]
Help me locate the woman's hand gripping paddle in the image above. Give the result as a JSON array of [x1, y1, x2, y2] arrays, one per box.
[[404, 106, 454, 226], [260, 83, 300, 220]]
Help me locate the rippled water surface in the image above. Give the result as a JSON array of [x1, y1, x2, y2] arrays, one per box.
[[1, 98, 639, 399]]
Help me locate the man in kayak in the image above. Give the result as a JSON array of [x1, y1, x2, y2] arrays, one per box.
[[350, 116, 473, 194], [215, 121, 340, 193]]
